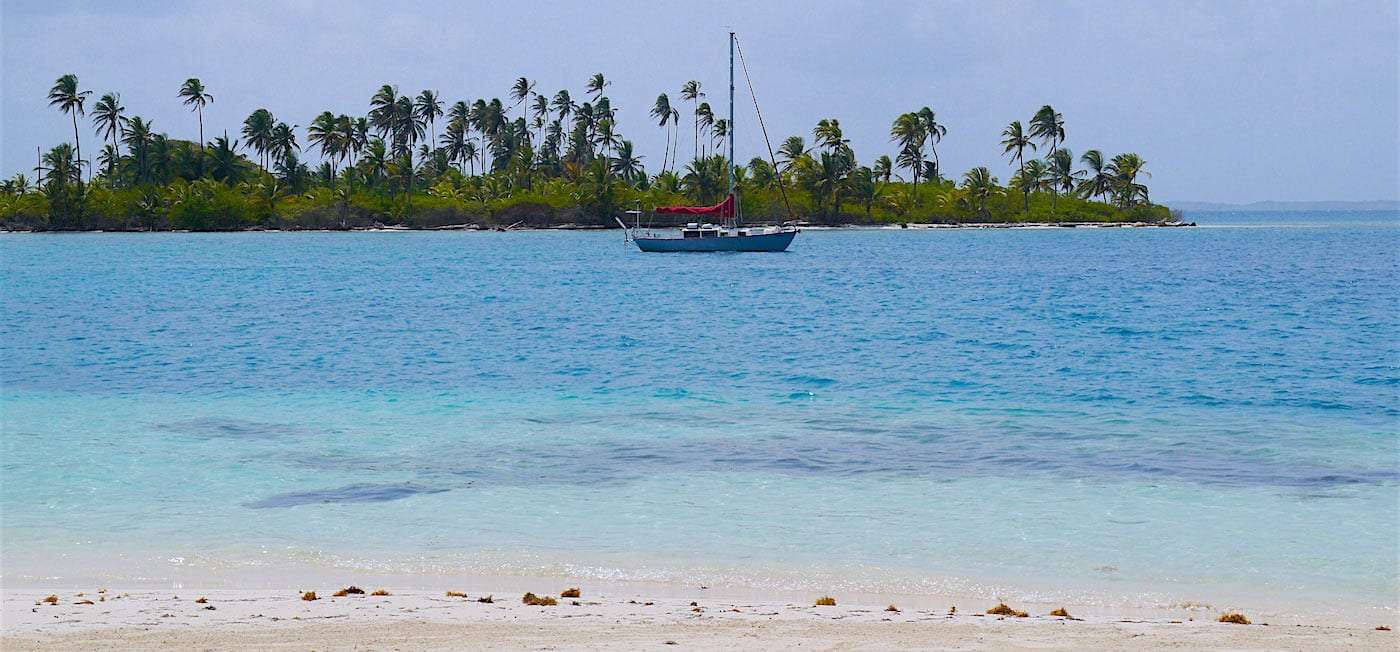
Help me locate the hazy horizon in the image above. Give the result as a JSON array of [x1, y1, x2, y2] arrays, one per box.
[[3, 0, 1397, 204]]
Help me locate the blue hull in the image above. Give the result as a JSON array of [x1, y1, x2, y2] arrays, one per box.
[[634, 230, 796, 252]]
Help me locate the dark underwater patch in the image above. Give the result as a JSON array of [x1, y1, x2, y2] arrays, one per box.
[[157, 417, 318, 440], [245, 483, 448, 508]]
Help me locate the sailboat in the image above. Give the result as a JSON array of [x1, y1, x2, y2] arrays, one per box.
[[618, 32, 799, 253]]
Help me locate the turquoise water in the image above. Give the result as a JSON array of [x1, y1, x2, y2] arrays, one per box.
[[2, 212, 1397, 615]]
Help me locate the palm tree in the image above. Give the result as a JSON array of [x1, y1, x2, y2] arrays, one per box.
[[1012, 158, 1050, 210], [414, 90, 443, 148], [610, 140, 645, 182], [680, 80, 704, 162], [1000, 120, 1035, 212], [2, 174, 35, 195], [848, 166, 881, 217], [393, 95, 426, 208], [96, 144, 120, 181], [509, 77, 535, 116], [667, 108, 681, 173], [797, 150, 853, 217], [1048, 148, 1082, 213], [961, 167, 1000, 218], [873, 155, 894, 183], [814, 118, 848, 153], [336, 115, 363, 167], [1029, 104, 1065, 159], [747, 157, 777, 189], [360, 138, 389, 182], [40, 143, 82, 185], [1107, 153, 1150, 207], [441, 118, 469, 173], [695, 102, 714, 159], [650, 93, 673, 173], [890, 112, 926, 198], [530, 94, 550, 149], [208, 133, 244, 184], [307, 111, 343, 181], [48, 74, 92, 184], [121, 116, 155, 184], [711, 118, 728, 160], [551, 90, 576, 127], [242, 108, 275, 170], [586, 73, 610, 100], [1076, 149, 1114, 202], [92, 92, 126, 180], [681, 155, 727, 204], [915, 107, 947, 182], [593, 118, 623, 161], [368, 84, 398, 135], [177, 78, 214, 151], [270, 122, 298, 166], [777, 136, 807, 172]]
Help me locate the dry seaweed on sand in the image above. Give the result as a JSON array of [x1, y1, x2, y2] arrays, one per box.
[[370, 589, 390, 596], [478, 594, 494, 603], [195, 597, 208, 604], [301, 591, 318, 601], [1376, 625, 1391, 631], [445, 591, 467, 598], [561, 587, 581, 598], [1217, 613, 1251, 625], [987, 603, 1029, 617], [885, 604, 899, 612], [332, 589, 349, 597], [75, 599, 94, 605], [1049, 607, 1071, 618], [815, 596, 837, 607], [42, 595, 58, 605], [522, 592, 557, 606]]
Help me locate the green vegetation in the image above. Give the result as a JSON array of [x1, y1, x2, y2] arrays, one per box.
[[1, 74, 1168, 231]]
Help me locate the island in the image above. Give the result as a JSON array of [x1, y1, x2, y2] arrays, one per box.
[[2, 75, 1174, 231]]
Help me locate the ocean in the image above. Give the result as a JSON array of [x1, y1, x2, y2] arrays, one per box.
[[2, 211, 1396, 618]]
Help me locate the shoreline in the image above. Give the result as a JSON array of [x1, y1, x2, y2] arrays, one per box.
[[3, 584, 1391, 650]]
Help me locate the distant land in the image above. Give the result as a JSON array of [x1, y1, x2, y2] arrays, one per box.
[[1166, 199, 1400, 212]]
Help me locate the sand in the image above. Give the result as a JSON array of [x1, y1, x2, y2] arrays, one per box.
[[3, 587, 1392, 650]]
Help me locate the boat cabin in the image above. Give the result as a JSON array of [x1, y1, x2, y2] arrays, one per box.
[[681, 223, 752, 238]]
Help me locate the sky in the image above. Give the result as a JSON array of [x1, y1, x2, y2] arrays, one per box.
[[2, 0, 1397, 203]]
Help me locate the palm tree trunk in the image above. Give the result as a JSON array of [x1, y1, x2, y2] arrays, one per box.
[[672, 121, 683, 173], [1018, 150, 1028, 213], [198, 107, 204, 151], [661, 127, 670, 175], [71, 113, 82, 187]]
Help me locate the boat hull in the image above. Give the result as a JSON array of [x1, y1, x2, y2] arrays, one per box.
[[634, 230, 796, 252]]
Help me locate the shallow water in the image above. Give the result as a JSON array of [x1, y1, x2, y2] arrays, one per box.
[[2, 211, 1397, 616]]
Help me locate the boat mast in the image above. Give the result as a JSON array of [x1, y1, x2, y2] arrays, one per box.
[[728, 30, 737, 227]]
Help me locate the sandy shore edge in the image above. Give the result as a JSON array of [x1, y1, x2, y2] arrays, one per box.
[[4, 588, 1391, 650]]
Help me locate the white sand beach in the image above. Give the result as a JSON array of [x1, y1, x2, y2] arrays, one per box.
[[3, 584, 1392, 651]]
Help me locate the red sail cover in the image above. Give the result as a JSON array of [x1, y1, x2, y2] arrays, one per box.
[[656, 194, 734, 218]]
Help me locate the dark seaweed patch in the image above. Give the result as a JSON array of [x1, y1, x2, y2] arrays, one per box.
[[245, 483, 447, 508], [157, 417, 318, 440]]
